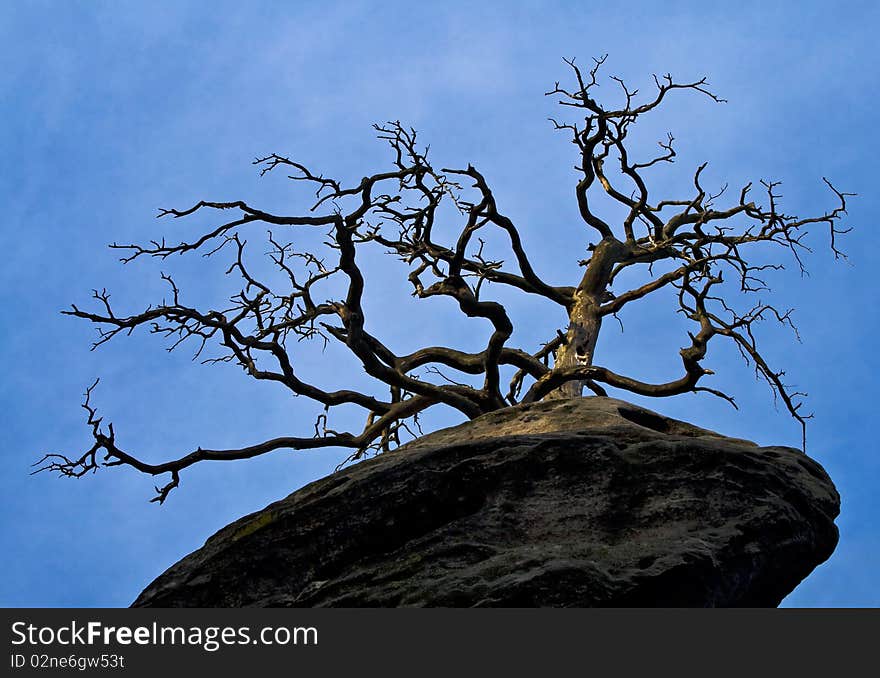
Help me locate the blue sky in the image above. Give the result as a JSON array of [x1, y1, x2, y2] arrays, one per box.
[[1, 0, 877, 607]]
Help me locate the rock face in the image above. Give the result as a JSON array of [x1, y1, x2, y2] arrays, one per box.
[[132, 397, 839, 607]]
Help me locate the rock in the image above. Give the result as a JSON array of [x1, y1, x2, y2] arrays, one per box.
[[132, 397, 839, 607]]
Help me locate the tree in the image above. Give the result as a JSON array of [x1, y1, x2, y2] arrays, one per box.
[[36, 57, 851, 503]]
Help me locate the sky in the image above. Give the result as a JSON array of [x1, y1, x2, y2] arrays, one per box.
[[1, 0, 877, 607]]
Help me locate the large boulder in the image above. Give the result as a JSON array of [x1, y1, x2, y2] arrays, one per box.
[[132, 397, 839, 607]]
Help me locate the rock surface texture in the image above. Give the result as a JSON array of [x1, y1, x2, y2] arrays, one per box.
[[133, 397, 839, 607]]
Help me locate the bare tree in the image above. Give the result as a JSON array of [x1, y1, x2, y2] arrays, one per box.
[[36, 57, 851, 503]]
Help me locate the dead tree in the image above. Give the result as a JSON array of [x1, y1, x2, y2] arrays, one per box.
[[36, 57, 851, 502]]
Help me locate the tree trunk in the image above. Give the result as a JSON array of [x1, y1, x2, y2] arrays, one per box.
[[545, 237, 628, 400], [547, 291, 602, 399]]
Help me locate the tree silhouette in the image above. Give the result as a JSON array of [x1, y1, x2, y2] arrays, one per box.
[[36, 57, 851, 503]]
